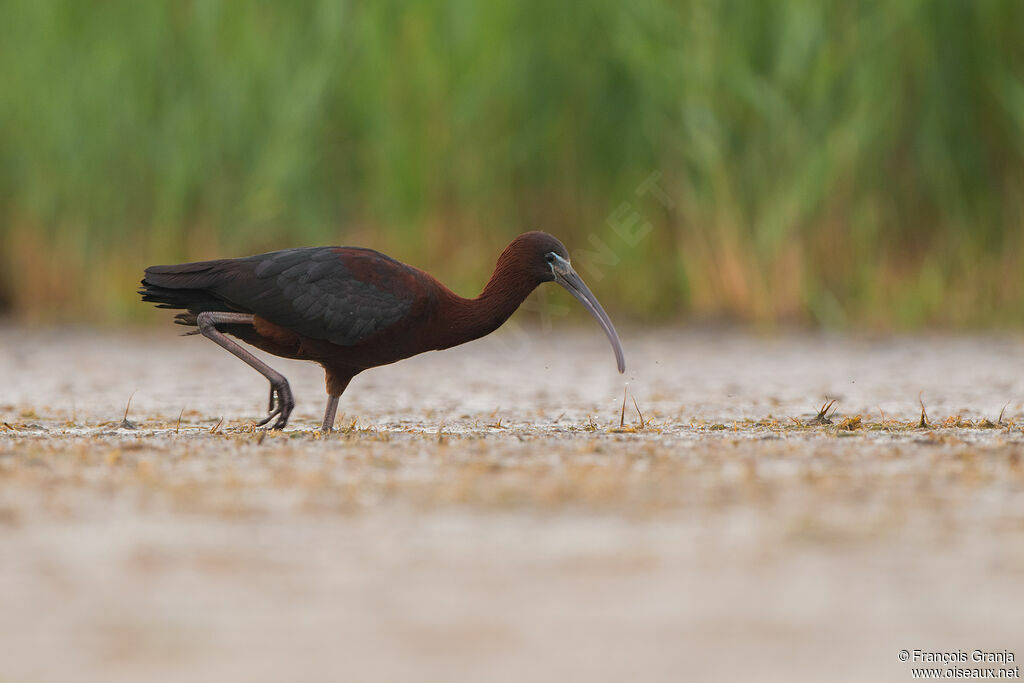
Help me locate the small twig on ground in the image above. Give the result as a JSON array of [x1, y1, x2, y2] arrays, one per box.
[[998, 402, 1011, 425], [175, 407, 185, 434], [918, 393, 929, 428], [209, 417, 224, 434]]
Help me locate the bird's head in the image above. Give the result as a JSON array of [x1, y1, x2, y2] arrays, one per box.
[[506, 231, 625, 373]]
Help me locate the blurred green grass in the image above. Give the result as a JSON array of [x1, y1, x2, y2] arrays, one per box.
[[1, 0, 1023, 327]]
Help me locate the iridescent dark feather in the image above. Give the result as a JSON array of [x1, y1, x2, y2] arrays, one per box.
[[141, 247, 416, 346]]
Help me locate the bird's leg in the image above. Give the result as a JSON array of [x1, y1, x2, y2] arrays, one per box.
[[196, 312, 295, 430], [320, 373, 352, 433], [321, 395, 340, 432]]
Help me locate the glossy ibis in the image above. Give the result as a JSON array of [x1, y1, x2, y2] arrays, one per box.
[[140, 231, 625, 431]]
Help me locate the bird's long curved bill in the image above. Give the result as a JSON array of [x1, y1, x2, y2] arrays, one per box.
[[552, 258, 626, 373]]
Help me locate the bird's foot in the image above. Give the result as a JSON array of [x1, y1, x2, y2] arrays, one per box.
[[255, 381, 295, 430]]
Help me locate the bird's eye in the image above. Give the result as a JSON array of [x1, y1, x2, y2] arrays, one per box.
[[544, 253, 556, 263]]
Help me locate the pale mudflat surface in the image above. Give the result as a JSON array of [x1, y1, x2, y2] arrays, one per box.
[[2, 324, 1024, 682]]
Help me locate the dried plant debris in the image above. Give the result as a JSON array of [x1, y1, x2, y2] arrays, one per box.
[[810, 399, 838, 426], [837, 415, 862, 431], [118, 391, 138, 430], [609, 387, 647, 433]]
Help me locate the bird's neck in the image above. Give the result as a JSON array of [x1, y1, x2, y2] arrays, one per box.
[[433, 259, 538, 350]]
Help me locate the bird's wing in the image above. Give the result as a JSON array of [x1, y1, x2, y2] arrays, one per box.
[[212, 247, 419, 347]]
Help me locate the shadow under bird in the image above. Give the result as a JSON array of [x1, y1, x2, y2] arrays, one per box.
[[140, 231, 625, 431]]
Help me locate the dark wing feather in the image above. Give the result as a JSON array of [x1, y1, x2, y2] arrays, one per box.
[[210, 247, 416, 347]]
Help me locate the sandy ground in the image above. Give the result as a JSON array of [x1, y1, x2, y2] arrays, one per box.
[[2, 323, 1024, 682]]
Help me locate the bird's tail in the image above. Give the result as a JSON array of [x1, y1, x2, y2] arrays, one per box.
[[139, 260, 235, 329]]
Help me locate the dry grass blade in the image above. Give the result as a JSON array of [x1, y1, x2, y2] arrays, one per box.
[[631, 395, 645, 429], [609, 391, 645, 433], [119, 391, 138, 429], [811, 399, 837, 425], [918, 393, 929, 428], [620, 385, 628, 429]]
